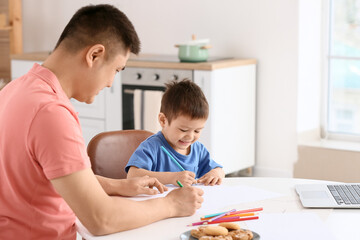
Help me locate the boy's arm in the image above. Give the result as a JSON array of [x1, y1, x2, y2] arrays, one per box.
[[51, 168, 203, 236], [127, 166, 197, 186]]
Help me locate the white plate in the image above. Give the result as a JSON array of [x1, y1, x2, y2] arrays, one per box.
[[180, 229, 260, 240]]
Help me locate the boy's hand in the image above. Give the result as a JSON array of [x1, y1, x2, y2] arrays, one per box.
[[172, 171, 197, 186], [165, 185, 204, 216], [197, 168, 224, 186]]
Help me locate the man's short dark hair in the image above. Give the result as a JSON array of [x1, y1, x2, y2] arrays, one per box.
[[54, 4, 140, 59], [160, 79, 209, 124]]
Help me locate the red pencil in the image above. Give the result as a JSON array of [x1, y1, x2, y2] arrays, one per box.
[[187, 216, 259, 226], [210, 216, 259, 224]]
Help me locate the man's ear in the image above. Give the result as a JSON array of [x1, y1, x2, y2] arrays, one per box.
[[85, 44, 105, 67], [158, 112, 167, 127]]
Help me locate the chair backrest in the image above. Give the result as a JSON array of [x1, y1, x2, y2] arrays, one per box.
[[87, 130, 153, 179]]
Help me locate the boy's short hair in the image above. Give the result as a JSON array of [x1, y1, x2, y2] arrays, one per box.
[[161, 79, 209, 124], [54, 4, 140, 60]]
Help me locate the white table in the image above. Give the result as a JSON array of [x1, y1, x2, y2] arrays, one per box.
[[76, 177, 360, 240]]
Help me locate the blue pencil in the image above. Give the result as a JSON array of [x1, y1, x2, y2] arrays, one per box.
[[208, 209, 236, 222], [202, 211, 227, 219], [160, 146, 185, 171]]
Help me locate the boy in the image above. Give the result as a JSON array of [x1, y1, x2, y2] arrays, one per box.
[[126, 79, 225, 186], [0, 5, 203, 239]]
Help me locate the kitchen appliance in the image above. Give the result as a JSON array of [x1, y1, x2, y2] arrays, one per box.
[[175, 35, 212, 62], [121, 67, 193, 133]]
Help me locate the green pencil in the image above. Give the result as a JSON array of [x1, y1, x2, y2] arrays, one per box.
[[176, 180, 183, 187]]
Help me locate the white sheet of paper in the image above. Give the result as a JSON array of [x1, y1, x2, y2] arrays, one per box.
[[130, 184, 283, 213], [198, 184, 283, 213], [245, 212, 336, 240]]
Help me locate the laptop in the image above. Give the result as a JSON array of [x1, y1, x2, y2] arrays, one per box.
[[295, 183, 360, 208]]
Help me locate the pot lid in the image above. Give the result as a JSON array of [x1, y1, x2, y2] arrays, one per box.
[[177, 34, 210, 46]]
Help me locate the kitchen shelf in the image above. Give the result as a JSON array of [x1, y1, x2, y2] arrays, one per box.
[[11, 52, 256, 70]]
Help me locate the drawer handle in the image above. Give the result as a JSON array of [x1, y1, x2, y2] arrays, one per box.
[[123, 89, 134, 95]]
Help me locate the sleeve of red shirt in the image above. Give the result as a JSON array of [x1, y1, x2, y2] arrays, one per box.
[[27, 102, 91, 180]]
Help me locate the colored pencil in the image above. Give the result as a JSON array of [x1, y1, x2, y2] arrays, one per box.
[[201, 207, 263, 219], [228, 207, 263, 216], [187, 216, 259, 226], [201, 212, 256, 221], [177, 180, 183, 187], [202, 211, 227, 219], [208, 209, 236, 222], [161, 146, 185, 171]]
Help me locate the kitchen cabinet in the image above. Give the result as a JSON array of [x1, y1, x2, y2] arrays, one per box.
[[11, 54, 121, 145], [11, 53, 256, 174], [0, 0, 23, 84], [194, 66, 256, 173]]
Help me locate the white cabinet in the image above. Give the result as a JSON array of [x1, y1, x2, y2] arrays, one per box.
[[11, 59, 121, 145], [194, 65, 256, 173], [11, 60, 42, 79]]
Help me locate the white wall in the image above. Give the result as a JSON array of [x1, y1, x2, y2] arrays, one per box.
[[297, 0, 323, 133], [22, 0, 301, 177]]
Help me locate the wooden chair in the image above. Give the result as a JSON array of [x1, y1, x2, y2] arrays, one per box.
[[87, 129, 153, 179]]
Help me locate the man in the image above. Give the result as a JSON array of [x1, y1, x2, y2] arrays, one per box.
[[0, 4, 203, 239]]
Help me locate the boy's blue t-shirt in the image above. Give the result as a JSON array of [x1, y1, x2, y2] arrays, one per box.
[[125, 131, 222, 178]]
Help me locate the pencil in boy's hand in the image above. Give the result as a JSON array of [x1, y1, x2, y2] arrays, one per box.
[[176, 180, 183, 187], [161, 146, 185, 171]]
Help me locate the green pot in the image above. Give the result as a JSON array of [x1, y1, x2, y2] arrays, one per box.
[[176, 44, 211, 62]]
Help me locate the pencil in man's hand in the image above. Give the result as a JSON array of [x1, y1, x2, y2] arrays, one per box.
[[176, 180, 183, 187]]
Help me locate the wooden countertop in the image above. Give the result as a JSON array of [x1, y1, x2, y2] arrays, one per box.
[[11, 52, 256, 70]]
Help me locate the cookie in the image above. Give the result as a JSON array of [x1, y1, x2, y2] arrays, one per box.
[[228, 229, 254, 240], [199, 235, 232, 240], [218, 222, 241, 230], [191, 226, 207, 239], [203, 226, 228, 236], [244, 229, 253, 239]]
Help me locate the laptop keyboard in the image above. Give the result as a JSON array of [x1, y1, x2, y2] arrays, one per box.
[[327, 185, 360, 205]]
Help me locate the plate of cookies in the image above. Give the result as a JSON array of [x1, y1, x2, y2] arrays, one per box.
[[180, 222, 260, 240]]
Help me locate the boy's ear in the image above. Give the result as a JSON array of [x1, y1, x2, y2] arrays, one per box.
[[158, 112, 167, 127], [85, 44, 105, 67]]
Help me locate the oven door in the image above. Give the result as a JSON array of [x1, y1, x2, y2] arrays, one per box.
[[122, 84, 165, 132]]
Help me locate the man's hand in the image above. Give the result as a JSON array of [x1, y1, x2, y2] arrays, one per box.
[[121, 176, 168, 196], [96, 175, 167, 197], [165, 186, 204, 217]]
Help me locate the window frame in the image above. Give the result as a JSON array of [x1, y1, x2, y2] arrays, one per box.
[[321, 0, 360, 142]]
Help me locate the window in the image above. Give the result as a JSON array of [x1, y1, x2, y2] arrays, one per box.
[[325, 0, 360, 139]]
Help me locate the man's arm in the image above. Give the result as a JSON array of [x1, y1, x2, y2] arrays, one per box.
[[127, 166, 197, 186], [51, 168, 203, 236], [95, 174, 168, 196]]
